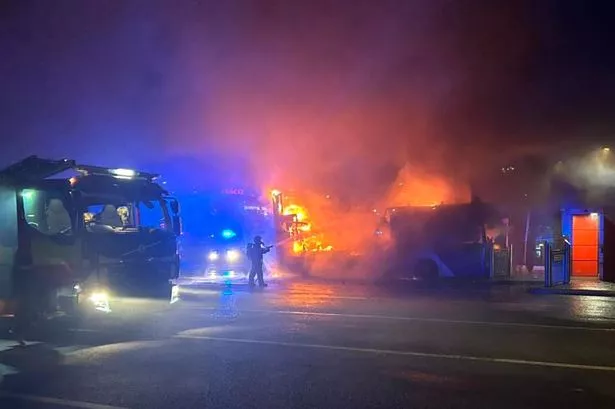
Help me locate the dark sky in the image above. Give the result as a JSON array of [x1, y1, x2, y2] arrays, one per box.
[[1, 0, 615, 192]]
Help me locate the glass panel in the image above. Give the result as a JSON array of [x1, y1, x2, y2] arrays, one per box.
[[0, 187, 17, 299], [138, 200, 169, 230], [21, 188, 73, 236]]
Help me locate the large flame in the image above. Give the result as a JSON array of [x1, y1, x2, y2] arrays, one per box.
[[279, 197, 336, 254], [283, 204, 308, 222], [384, 164, 470, 208], [272, 163, 470, 260]]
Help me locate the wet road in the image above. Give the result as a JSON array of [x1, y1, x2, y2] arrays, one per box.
[[1, 279, 615, 408]]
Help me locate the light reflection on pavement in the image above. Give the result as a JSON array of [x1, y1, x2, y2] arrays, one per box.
[[1, 279, 615, 409]]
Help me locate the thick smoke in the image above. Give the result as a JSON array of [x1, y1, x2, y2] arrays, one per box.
[[0, 0, 553, 280], [7, 1, 614, 279], [1, 1, 568, 184], [553, 148, 615, 203], [160, 0, 543, 202], [2, 1, 613, 178]]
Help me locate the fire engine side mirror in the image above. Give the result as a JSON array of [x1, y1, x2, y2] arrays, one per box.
[[170, 199, 179, 215], [172, 215, 181, 236]]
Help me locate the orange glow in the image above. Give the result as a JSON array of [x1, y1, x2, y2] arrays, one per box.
[[273, 282, 341, 308], [273, 178, 462, 261], [283, 204, 307, 221], [277, 195, 337, 255], [383, 164, 470, 208], [292, 240, 304, 253]]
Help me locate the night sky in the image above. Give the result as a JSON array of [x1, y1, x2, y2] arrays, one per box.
[[1, 0, 614, 193]]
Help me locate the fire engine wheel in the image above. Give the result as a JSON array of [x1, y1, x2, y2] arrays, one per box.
[[413, 259, 439, 281]]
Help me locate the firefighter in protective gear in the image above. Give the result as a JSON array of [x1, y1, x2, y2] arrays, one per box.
[[247, 236, 271, 287]]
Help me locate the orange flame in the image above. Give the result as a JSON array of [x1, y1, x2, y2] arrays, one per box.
[[282, 200, 335, 254], [292, 240, 304, 253], [283, 204, 308, 222], [383, 164, 470, 208]]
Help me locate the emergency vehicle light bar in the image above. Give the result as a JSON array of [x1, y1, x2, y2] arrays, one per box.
[[76, 164, 159, 181]]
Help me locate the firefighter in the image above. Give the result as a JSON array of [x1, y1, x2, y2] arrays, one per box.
[[247, 235, 272, 287]]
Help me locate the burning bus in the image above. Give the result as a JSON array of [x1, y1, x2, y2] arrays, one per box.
[[0, 156, 181, 319], [376, 199, 509, 280], [268, 177, 509, 280]]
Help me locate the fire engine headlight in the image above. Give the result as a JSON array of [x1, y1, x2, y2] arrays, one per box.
[[208, 251, 219, 261], [88, 291, 111, 312], [226, 249, 240, 262], [89, 291, 108, 304]]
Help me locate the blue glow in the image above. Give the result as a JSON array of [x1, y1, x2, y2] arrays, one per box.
[[221, 229, 236, 239], [21, 189, 35, 199]]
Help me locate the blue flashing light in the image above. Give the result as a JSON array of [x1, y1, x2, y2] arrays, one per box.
[[221, 229, 236, 239]]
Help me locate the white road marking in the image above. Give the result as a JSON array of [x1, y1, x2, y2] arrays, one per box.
[[176, 334, 615, 372], [53, 345, 91, 355], [68, 328, 101, 333], [0, 339, 40, 352], [0, 392, 130, 409], [0, 363, 19, 383], [189, 307, 615, 332]]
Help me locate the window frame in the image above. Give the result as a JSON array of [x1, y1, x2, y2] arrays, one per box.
[[136, 198, 172, 231], [79, 194, 172, 232], [19, 186, 76, 237]]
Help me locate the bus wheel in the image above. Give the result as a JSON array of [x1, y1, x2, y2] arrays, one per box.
[[413, 259, 438, 281]]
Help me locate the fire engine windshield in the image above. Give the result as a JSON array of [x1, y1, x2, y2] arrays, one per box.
[[83, 197, 171, 232]]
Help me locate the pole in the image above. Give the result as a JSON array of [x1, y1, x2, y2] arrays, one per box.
[[544, 241, 551, 287], [523, 210, 531, 268]]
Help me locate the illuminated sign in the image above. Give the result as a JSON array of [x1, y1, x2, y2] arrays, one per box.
[[222, 188, 244, 195]]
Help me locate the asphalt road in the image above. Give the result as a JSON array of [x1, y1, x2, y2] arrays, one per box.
[[1, 278, 615, 409]]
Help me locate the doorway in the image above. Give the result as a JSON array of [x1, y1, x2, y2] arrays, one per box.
[[571, 214, 600, 277]]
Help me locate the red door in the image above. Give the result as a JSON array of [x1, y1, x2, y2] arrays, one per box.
[[571, 214, 599, 277]]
